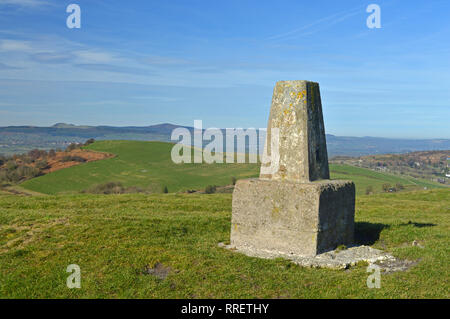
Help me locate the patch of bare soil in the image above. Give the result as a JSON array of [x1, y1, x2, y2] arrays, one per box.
[[375, 258, 420, 274], [140, 262, 173, 279], [42, 149, 113, 173], [184, 184, 235, 194], [1, 187, 28, 196]]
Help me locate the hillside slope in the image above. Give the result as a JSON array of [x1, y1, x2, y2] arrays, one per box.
[[20, 140, 259, 194], [20, 140, 444, 195], [330, 164, 444, 193]]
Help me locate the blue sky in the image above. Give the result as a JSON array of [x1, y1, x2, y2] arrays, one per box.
[[0, 0, 449, 138]]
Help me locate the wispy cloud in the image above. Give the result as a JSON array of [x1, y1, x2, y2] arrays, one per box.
[[132, 95, 180, 102], [31, 52, 74, 64], [189, 67, 223, 74], [267, 5, 364, 42], [74, 50, 117, 64], [140, 55, 192, 66], [74, 63, 156, 76], [0, 39, 32, 52], [0, 0, 48, 7], [0, 62, 22, 69]]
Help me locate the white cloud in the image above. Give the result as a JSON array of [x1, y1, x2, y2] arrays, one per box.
[[267, 5, 364, 42], [31, 52, 74, 63], [74, 50, 117, 64], [0, 0, 48, 7], [0, 61, 22, 69], [142, 55, 191, 66], [0, 39, 32, 52]]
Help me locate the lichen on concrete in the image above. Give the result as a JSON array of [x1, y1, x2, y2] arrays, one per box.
[[230, 80, 360, 262], [260, 80, 329, 182]]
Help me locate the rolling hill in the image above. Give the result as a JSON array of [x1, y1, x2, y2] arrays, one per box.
[[20, 140, 445, 195], [20, 140, 259, 195]]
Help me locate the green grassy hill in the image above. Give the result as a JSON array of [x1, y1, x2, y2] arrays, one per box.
[[0, 189, 448, 298], [21, 140, 259, 194], [20, 140, 444, 195], [330, 164, 444, 193]]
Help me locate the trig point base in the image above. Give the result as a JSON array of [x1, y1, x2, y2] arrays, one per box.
[[230, 80, 355, 258], [231, 178, 355, 256]]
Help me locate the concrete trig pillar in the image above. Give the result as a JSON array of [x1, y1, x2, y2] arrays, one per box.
[[230, 80, 355, 257]]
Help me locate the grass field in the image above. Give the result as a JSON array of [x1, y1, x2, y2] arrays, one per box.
[[19, 140, 444, 196], [20, 140, 259, 195], [329, 164, 444, 194], [0, 189, 448, 298]]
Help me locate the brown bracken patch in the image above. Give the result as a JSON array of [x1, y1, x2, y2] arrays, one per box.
[[42, 149, 114, 173]]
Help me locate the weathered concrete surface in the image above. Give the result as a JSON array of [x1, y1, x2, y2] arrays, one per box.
[[230, 80, 356, 259], [219, 243, 396, 269], [231, 178, 355, 256], [260, 80, 329, 182]]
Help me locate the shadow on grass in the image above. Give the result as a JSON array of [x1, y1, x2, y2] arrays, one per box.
[[354, 222, 389, 246], [398, 221, 437, 228], [354, 221, 437, 246]]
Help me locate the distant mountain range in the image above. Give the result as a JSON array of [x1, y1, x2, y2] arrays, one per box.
[[0, 123, 449, 157]]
